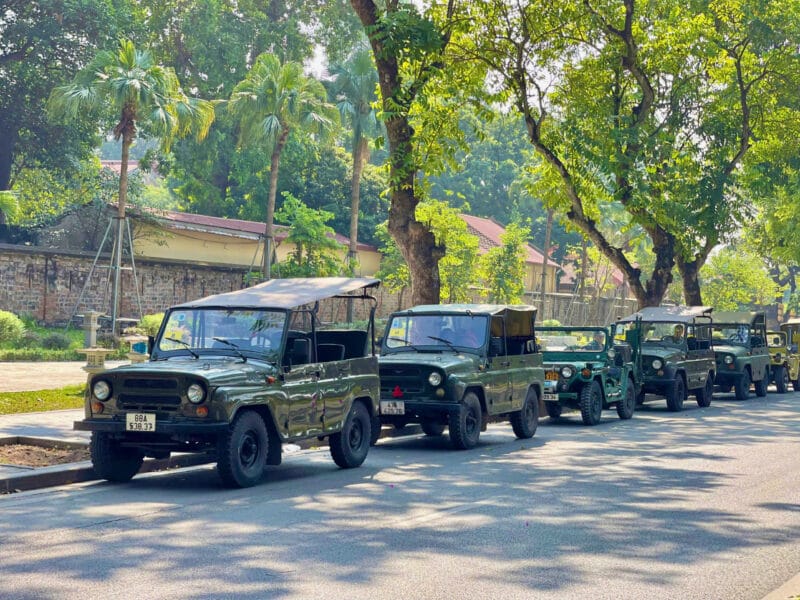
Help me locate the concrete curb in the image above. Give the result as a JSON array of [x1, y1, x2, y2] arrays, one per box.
[[761, 573, 800, 600]]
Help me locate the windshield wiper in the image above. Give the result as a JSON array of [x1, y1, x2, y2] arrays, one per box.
[[387, 336, 422, 351], [165, 337, 199, 359], [212, 337, 247, 362], [427, 335, 459, 352]]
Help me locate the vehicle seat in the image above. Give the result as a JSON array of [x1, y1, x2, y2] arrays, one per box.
[[317, 343, 345, 362], [284, 338, 310, 366]]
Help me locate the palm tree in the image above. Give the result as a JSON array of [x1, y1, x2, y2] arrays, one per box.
[[329, 45, 381, 271], [227, 53, 339, 279], [48, 38, 215, 334]]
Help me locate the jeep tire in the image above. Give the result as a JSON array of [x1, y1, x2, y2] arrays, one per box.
[[774, 365, 789, 394], [545, 402, 563, 419], [579, 380, 603, 426], [449, 392, 482, 449], [754, 373, 768, 397], [330, 401, 371, 468], [734, 369, 751, 401], [421, 420, 446, 436], [616, 379, 636, 420], [666, 376, 685, 412], [511, 387, 539, 439], [695, 375, 713, 408], [90, 432, 144, 483], [370, 414, 382, 446], [217, 410, 269, 488]]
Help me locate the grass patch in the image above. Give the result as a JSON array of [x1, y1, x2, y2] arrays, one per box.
[[0, 385, 85, 415]]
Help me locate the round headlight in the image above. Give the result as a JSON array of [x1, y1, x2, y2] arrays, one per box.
[[723, 355, 734, 364], [652, 359, 663, 370], [607, 348, 616, 359], [560, 366, 574, 378], [93, 380, 111, 401], [428, 372, 442, 387], [187, 383, 206, 404]]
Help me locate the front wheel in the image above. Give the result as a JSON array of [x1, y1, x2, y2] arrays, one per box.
[[511, 387, 539, 439], [754, 372, 768, 397], [579, 381, 603, 426], [665, 376, 685, 412], [90, 432, 144, 483], [449, 392, 482, 449], [734, 369, 751, 401], [330, 402, 371, 468], [616, 380, 636, 420], [217, 410, 269, 488], [774, 365, 789, 394], [545, 402, 563, 419], [369, 414, 382, 446], [695, 375, 713, 408]]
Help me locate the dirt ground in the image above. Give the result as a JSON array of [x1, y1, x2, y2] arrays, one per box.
[[0, 444, 90, 467]]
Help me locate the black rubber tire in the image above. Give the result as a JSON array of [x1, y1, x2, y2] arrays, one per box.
[[734, 369, 751, 401], [545, 402, 563, 419], [421, 420, 446, 436], [90, 432, 144, 483], [665, 376, 685, 412], [511, 387, 539, 439], [754, 372, 768, 397], [369, 414, 382, 446], [449, 392, 482, 449], [616, 379, 636, 420], [718, 384, 732, 394], [217, 410, 269, 488], [579, 381, 603, 426], [695, 374, 713, 408], [635, 389, 646, 405], [793, 378, 800, 392], [774, 365, 789, 394], [330, 401, 371, 468]]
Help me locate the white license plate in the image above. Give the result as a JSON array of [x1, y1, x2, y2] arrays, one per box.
[[380, 400, 405, 415], [542, 393, 559, 402], [126, 412, 156, 432]]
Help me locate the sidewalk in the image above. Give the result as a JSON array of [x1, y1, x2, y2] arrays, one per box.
[[0, 361, 127, 392]]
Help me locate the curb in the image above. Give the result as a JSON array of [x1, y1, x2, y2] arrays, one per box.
[[761, 573, 800, 600]]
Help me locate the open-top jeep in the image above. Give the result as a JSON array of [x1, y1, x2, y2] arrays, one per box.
[[75, 277, 381, 488], [712, 311, 771, 400], [617, 306, 716, 411], [767, 330, 800, 393], [377, 304, 544, 449], [778, 317, 800, 391], [537, 325, 640, 425]]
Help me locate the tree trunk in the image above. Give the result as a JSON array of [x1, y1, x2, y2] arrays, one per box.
[[111, 129, 133, 337], [264, 127, 289, 279], [349, 135, 368, 267], [677, 257, 704, 306], [540, 208, 553, 314]]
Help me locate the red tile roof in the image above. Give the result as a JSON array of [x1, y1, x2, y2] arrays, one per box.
[[460, 214, 559, 267]]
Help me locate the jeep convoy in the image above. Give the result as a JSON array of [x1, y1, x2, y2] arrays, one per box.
[[77, 278, 789, 487]]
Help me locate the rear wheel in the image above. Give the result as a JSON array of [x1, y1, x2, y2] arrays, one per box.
[[545, 402, 563, 419], [734, 369, 751, 401], [695, 375, 713, 408], [665, 376, 685, 412], [217, 411, 269, 488], [579, 381, 603, 426], [616, 379, 636, 420], [421, 420, 446, 436], [774, 365, 789, 394], [330, 402, 371, 468], [449, 392, 482, 449], [511, 387, 539, 439], [90, 432, 144, 483]]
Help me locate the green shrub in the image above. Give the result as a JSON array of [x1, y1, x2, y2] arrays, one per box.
[[18, 331, 43, 348], [41, 332, 73, 350], [0, 310, 25, 345], [137, 313, 165, 337], [0, 348, 82, 361]]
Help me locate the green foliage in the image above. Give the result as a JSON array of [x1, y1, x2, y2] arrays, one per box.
[[0, 311, 25, 345], [541, 319, 561, 326], [416, 200, 479, 303], [274, 192, 346, 277], [40, 333, 73, 351], [375, 221, 410, 293], [136, 313, 165, 337], [0, 191, 19, 222], [700, 247, 783, 311], [479, 222, 528, 304]]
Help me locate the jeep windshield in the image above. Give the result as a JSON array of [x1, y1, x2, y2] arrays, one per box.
[[154, 308, 286, 362], [638, 321, 688, 346], [713, 324, 751, 346], [384, 314, 487, 352], [538, 328, 607, 352]]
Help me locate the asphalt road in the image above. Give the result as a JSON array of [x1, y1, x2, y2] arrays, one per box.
[[1, 392, 799, 600]]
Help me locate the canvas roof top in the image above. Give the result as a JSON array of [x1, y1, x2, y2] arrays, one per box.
[[395, 304, 538, 316], [618, 306, 713, 323], [171, 277, 380, 310], [711, 311, 765, 326]]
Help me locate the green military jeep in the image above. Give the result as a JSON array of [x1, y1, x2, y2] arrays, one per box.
[[75, 277, 382, 488], [617, 306, 716, 411], [537, 325, 640, 425], [767, 330, 800, 393], [377, 304, 544, 449], [778, 318, 800, 391], [712, 311, 771, 400]]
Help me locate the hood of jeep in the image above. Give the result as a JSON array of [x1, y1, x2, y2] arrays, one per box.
[[712, 343, 748, 357], [99, 358, 278, 386], [641, 345, 683, 363], [379, 352, 482, 374]]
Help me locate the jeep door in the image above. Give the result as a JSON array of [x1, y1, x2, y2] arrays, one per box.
[[685, 321, 714, 389], [485, 316, 513, 415], [318, 350, 349, 433]]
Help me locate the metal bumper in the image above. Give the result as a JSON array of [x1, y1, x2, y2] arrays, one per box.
[[74, 419, 229, 435]]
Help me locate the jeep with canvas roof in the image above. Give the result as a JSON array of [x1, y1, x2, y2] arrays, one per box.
[[378, 304, 544, 449], [616, 306, 715, 411], [778, 318, 800, 391], [712, 311, 770, 400], [75, 277, 381, 488], [766, 330, 799, 393], [537, 325, 640, 425]]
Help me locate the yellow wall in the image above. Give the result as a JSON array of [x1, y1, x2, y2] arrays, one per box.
[[524, 262, 559, 293]]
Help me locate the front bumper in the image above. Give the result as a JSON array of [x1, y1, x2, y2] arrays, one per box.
[[74, 418, 229, 435], [378, 397, 459, 422]]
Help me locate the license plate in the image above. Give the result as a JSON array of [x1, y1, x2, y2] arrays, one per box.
[[542, 393, 559, 402], [126, 412, 156, 432], [545, 371, 559, 380], [380, 400, 405, 415]]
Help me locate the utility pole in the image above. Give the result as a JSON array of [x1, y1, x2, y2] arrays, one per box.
[[539, 208, 553, 318]]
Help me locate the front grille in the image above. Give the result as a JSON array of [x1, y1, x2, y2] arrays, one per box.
[[117, 377, 182, 412], [379, 365, 428, 397]]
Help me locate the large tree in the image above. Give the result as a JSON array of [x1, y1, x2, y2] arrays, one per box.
[[227, 53, 338, 279], [48, 38, 215, 333], [466, 0, 797, 308]]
